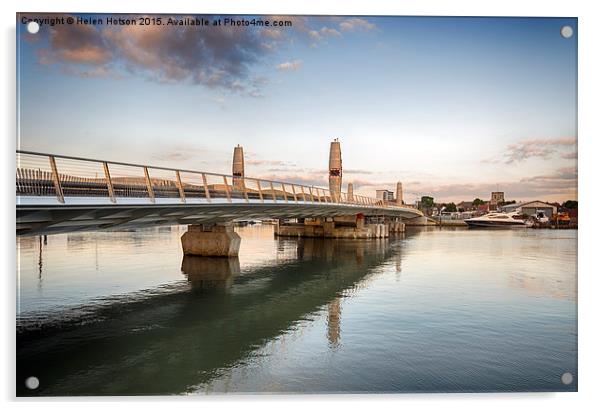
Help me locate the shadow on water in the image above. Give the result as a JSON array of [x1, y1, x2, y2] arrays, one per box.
[[17, 235, 404, 396]]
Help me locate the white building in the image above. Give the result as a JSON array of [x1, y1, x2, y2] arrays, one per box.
[[376, 189, 394, 201], [501, 201, 557, 218]]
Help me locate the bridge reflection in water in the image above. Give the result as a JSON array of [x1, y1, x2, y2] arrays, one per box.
[[17, 233, 400, 396]]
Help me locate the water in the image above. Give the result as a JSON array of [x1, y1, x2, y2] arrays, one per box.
[[16, 225, 577, 395]]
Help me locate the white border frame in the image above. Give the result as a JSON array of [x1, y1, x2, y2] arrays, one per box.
[[3, 1, 600, 408]]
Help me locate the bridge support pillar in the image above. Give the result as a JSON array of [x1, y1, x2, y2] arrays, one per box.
[[276, 214, 395, 239], [181, 223, 241, 257], [387, 217, 405, 233]]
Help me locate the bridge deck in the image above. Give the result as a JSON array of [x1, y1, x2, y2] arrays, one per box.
[[16, 151, 423, 235]]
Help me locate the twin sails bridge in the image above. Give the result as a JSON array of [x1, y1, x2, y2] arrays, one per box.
[[16, 142, 424, 256]]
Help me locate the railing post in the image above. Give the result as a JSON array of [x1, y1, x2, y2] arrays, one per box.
[[175, 170, 186, 203], [143, 167, 155, 203], [223, 175, 232, 203], [300, 186, 307, 202], [202, 173, 211, 203], [316, 187, 322, 203], [103, 162, 116, 203], [281, 183, 288, 203], [48, 156, 65, 203], [291, 185, 298, 203], [242, 178, 249, 203], [269, 181, 277, 203], [256, 180, 264, 202]]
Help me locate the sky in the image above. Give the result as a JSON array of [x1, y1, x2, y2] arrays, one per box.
[[17, 14, 577, 203]]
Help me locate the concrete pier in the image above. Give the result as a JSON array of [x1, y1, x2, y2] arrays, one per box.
[[181, 224, 241, 257], [275, 215, 404, 239]]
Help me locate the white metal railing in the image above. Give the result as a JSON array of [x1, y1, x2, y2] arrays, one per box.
[[16, 150, 417, 210]]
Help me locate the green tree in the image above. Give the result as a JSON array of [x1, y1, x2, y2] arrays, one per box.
[[472, 198, 485, 206], [443, 202, 457, 212], [420, 196, 434, 208], [562, 200, 578, 209]]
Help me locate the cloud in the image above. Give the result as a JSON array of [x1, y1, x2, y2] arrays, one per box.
[[254, 173, 327, 188], [247, 159, 292, 166], [261, 28, 284, 40], [104, 20, 270, 95], [345, 169, 374, 175], [339, 18, 376, 32], [561, 151, 578, 160], [320, 27, 342, 37], [29, 14, 273, 96], [276, 60, 302, 71], [484, 137, 577, 164], [27, 14, 378, 95], [307, 26, 342, 42], [151, 145, 210, 163], [59, 65, 120, 79], [44, 19, 112, 65], [399, 166, 577, 203]]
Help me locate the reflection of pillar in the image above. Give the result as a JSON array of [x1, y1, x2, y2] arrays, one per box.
[[396, 182, 403, 206], [347, 182, 353, 202], [355, 246, 365, 266], [181, 255, 241, 292], [329, 139, 342, 201], [38, 235, 43, 279], [327, 297, 341, 347], [232, 145, 245, 190]]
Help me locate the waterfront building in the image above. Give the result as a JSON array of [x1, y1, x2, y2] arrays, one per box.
[[500, 203, 521, 213], [501, 200, 557, 218], [490, 191, 505, 206], [456, 201, 474, 212], [517, 201, 558, 218], [376, 190, 395, 202]]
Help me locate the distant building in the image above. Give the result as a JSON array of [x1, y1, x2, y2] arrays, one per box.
[[501, 200, 557, 218], [500, 203, 521, 213], [477, 203, 490, 213], [456, 201, 474, 212], [376, 189, 395, 201], [518, 201, 557, 218], [490, 191, 505, 206]]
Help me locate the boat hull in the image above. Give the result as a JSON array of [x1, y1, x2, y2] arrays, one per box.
[[465, 220, 529, 228]]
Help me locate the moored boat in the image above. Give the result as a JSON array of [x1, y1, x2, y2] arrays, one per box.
[[465, 211, 533, 228]]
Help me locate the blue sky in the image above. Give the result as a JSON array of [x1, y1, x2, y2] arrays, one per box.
[[17, 15, 577, 202]]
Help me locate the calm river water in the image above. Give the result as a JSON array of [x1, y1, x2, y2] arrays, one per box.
[[16, 225, 577, 395]]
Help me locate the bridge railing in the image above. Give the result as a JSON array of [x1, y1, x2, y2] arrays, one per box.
[[16, 151, 416, 210]]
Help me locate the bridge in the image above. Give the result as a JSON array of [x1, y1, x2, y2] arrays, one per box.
[[16, 148, 424, 255]]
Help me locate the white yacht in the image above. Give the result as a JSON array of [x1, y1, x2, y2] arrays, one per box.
[[465, 211, 533, 228]]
